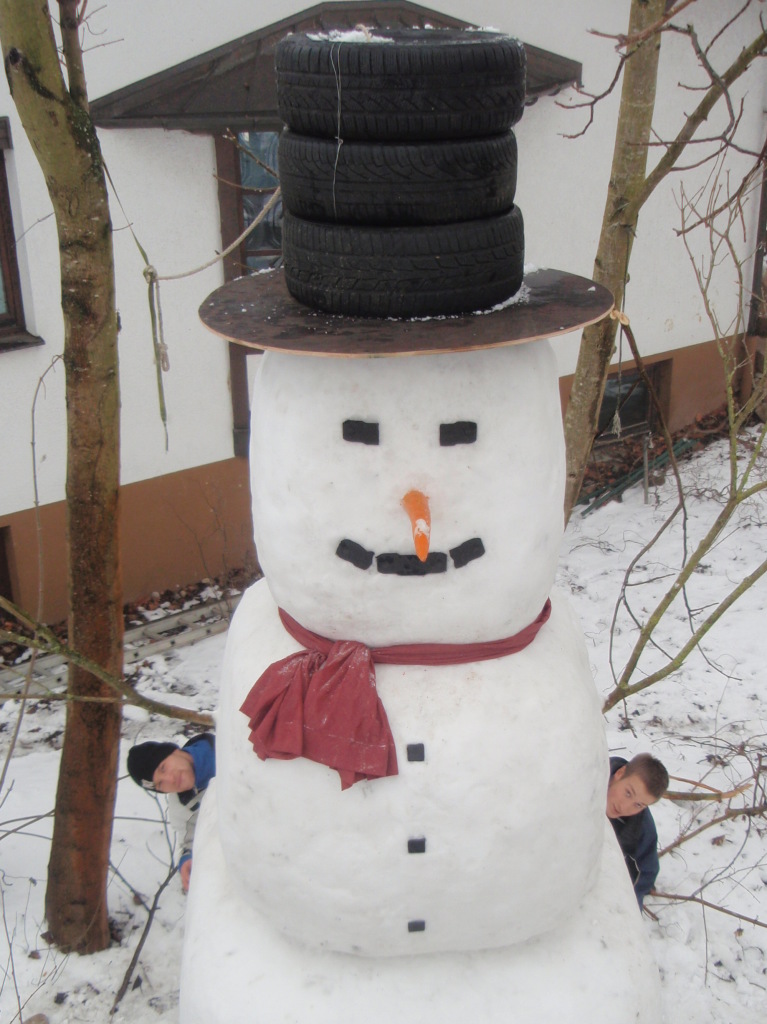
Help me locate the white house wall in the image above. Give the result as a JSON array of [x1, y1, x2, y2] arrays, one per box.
[[2, 0, 765, 521], [101, 128, 232, 485], [1, 113, 67, 515]]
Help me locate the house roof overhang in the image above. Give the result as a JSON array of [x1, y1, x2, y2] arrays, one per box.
[[91, 1, 582, 132]]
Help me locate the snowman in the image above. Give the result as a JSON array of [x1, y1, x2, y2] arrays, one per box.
[[181, 270, 662, 1022]]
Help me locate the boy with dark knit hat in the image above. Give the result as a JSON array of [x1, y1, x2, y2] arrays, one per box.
[[606, 752, 668, 910], [127, 733, 215, 891]]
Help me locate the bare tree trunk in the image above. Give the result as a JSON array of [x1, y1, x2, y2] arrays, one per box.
[[0, 1, 123, 952], [562, 0, 665, 519]]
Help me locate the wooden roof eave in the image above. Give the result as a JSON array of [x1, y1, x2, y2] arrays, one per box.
[[90, 2, 581, 133]]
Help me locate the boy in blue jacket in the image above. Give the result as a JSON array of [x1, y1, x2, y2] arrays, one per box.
[[607, 753, 668, 910], [127, 733, 215, 891]]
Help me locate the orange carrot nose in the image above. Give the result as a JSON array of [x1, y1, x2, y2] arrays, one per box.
[[401, 489, 431, 562]]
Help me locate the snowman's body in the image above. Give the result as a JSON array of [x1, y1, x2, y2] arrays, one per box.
[[217, 582, 605, 956], [181, 342, 662, 1020]]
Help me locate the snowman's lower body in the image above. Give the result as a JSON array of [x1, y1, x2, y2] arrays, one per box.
[[180, 788, 661, 1023]]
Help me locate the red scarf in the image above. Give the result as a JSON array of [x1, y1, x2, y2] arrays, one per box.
[[241, 600, 551, 790]]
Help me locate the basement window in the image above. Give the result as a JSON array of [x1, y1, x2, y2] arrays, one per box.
[[596, 364, 665, 443]]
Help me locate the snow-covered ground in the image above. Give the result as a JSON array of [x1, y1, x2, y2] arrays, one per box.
[[1, 435, 765, 1024]]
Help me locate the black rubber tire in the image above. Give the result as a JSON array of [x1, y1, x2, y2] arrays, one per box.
[[275, 30, 526, 141], [278, 130, 518, 226], [282, 207, 525, 318]]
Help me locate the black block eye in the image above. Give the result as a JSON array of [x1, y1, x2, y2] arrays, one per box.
[[440, 422, 477, 446], [343, 420, 379, 445]]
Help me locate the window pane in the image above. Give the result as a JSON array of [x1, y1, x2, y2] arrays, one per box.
[[597, 370, 650, 436], [238, 131, 282, 267], [239, 132, 279, 189], [0, 152, 15, 321]]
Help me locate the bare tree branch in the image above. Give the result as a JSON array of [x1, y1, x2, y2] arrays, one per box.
[[653, 889, 767, 929], [557, 57, 626, 139], [590, 0, 700, 49], [110, 862, 178, 1014], [57, 0, 88, 108], [626, 28, 767, 221], [0, 600, 213, 727]]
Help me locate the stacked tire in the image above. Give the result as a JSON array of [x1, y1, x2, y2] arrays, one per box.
[[275, 29, 527, 319]]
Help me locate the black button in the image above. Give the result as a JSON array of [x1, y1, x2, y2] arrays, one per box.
[[407, 743, 425, 762], [408, 920, 426, 932], [408, 838, 426, 854]]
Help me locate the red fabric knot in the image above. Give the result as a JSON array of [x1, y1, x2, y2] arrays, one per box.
[[240, 599, 552, 790]]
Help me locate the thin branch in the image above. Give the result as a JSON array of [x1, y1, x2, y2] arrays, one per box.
[[589, 0, 700, 49], [620, 320, 702, 633], [665, 778, 751, 800], [671, 22, 736, 132], [111, 863, 178, 1014], [57, 0, 88, 109], [705, 0, 755, 56], [676, 142, 766, 235], [0, 602, 213, 727], [652, 889, 767, 929], [557, 57, 626, 139], [604, 314, 697, 689], [222, 129, 278, 180], [108, 860, 150, 913], [604, 551, 767, 708], [0, 810, 54, 844], [626, 27, 767, 220], [660, 803, 766, 854], [0, 882, 22, 1022]]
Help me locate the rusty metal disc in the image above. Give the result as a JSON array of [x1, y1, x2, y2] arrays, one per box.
[[199, 268, 613, 357]]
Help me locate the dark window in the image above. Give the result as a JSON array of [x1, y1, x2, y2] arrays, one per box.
[[596, 366, 662, 442], [238, 131, 282, 271], [0, 527, 13, 602], [0, 122, 36, 352]]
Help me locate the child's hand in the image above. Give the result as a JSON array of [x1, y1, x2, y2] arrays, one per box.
[[180, 859, 192, 892]]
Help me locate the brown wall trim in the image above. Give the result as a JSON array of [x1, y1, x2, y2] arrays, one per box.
[[1, 458, 257, 625]]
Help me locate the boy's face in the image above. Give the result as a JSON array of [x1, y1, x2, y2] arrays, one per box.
[[152, 749, 195, 794], [606, 766, 656, 819]]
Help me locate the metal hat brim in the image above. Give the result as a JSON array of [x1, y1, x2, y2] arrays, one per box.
[[198, 267, 613, 357]]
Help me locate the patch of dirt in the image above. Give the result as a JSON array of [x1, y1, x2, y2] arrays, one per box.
[[578, 405, 732, 504], [121, 566, 260, 626]]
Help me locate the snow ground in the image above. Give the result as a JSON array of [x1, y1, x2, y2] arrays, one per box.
[[1, 435, 765, 1024]]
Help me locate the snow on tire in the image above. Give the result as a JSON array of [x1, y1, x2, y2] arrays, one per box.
[[282, 206, 525, 318], [278, 130, 518, 226], [275, 30, 526, 142]]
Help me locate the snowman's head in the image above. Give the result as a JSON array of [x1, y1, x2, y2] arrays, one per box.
[[250, 342, 564, 646]]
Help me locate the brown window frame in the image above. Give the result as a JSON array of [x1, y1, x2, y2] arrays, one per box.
[[0, 119, 41, 353], [0, 525, 13, 603]]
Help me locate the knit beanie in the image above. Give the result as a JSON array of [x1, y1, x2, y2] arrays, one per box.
[[127, 741, 178, 791]]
